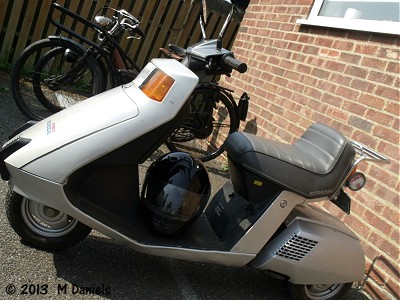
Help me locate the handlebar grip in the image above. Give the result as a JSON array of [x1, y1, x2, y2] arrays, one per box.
[[135, 27, 146, 37], [222, 55, 247, 73]]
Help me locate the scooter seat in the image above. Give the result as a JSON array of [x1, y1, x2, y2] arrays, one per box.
[[225, 123, 355, 198]]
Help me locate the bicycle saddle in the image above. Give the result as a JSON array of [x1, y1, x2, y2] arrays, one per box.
[[225, 123, 355, 198], [169, 44, 187, 57]]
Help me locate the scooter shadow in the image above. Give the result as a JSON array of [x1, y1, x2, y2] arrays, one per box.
[[52, 234, 371, 300], [52, 234, 286, 299]]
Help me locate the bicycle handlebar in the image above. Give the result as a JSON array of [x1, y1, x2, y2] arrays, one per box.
[[133, 26, 146, 37]]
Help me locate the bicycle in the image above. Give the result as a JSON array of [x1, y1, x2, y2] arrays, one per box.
[[161, 7, 250, 161], [11, 2, 249, 162], [11, 2, 145, 120]]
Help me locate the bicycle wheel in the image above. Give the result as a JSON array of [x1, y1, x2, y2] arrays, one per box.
[[166, 87, 239, 161], [11, 38, 104, 120]]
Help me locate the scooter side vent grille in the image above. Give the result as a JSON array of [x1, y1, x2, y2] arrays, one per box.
[[275, 235, 318, 261]]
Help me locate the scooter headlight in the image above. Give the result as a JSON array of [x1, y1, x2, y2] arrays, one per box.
[[139, 68, 174, 102]]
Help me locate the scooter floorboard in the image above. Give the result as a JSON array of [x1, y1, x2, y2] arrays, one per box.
[[131, 214, 226, 251]]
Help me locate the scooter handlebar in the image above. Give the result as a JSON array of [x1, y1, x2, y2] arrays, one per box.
[[222, 55, 247, 73]]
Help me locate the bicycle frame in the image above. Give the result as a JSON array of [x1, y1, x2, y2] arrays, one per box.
[[48, 2, 141, 88]]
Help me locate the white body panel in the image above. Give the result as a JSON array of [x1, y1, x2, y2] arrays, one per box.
[[5, 59, 198, 182]]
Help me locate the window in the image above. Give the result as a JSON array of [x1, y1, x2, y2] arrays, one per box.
[[297, 0, 400, 35]]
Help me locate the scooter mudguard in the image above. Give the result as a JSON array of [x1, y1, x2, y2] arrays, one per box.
[[250, 204, 365, 284]]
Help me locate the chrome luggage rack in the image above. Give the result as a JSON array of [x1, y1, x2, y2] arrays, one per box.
[[330, 140, 390, 203], [350, 140, 391, 166]]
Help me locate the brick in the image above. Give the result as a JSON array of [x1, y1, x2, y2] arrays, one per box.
[[303, 45, 319, 55], [298, 35, 315, 44], [345, 213, 369, 236], [325, 60, 345, 72], [386, 61, 400, 74], [384, 160, 400, 177], [364, 245, 380, 263], [348, 115, 372, 132], [326, 108, 348, 121], [295, 63, 312, 74], [304, 86, 322, 99], [355, 192, 385, 215], [350, 79, 375, 93], [358, 93, 385, 110], [366, 109, 396, 126], [330, 73, 353, 85], [345, 65, 368, 79], [371, 34, 400, 46], [306, 56, 325, 68], [312, 111, 332, 124], [368, 71, 395, 85], [314, 37, 334, 48], [393, 117, 399, 131], [361, 57, 387, 70], [340, 52, 361, 65], [377, 47, 399, 60], [278, 50, 293, 60], [284, 32, 298, 41], [336, 87, 360, 102], [287, 42, 303, 52], [364, 211, 392, 236], [365, 280, 397, 300], [331, 121, 354, 137], [311, 67, 330, 79], [321, 93, 343, 107], [375, 185, 400, 207], [385, 278, 400, 300], [333, 40, 355, 51], [351, 130, 378, 148], [373, 125, 400, 144], [292, 52, 307, 63], [384, 101, 399, 116], [355, 44, 379, 56], [375, 86, 399, 101], [343, 101, 366, 115], [390, 227, 399, 243], [369, 166, 399, 192], [318, 81, 336, 94], [287, 80, 305, 93], [382, 206, 400, 227]]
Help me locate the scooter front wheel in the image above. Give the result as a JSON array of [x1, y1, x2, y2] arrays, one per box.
[[5, 190, 92, 250], [287, 282, 352, 300]]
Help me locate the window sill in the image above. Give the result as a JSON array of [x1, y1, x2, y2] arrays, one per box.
[[297, 17, 400, 36]]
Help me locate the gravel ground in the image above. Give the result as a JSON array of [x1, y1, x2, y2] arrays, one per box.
[[0, 70, 372, 299]]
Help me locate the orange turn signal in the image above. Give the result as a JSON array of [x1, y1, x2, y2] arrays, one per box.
[[140, 69, 175, 102]]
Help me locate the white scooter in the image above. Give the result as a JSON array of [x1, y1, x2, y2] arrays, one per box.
[[0, 1, 390, 299]]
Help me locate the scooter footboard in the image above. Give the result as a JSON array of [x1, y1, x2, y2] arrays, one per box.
[[250, 205, 365, 284]]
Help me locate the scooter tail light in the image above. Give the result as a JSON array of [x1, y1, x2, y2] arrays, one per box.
[[346, 171, 366, 191], [140, 69, 175, 102]]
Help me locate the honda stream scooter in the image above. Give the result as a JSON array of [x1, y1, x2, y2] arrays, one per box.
[[0, 1, 390, 299]]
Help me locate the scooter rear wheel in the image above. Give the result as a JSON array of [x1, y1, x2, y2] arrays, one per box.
[[287, 282, 352, 300], [5, 190, 92, 250]]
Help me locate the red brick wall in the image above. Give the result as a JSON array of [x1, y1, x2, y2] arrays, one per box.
[[221, 0, 400, 299]]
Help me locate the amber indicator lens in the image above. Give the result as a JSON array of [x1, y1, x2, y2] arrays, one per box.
[[140, 68, 175, 102]]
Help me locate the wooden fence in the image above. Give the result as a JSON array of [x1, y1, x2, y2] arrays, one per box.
[[0, 0, 242, 69]]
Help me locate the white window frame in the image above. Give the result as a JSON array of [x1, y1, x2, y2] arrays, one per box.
[[297, 0, 400, 35]]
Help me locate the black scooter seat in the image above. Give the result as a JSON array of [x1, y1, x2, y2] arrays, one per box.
[[225, 123, 355, 198]]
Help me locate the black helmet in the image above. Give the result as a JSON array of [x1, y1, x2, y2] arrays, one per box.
[[141, 152, 211, 236]]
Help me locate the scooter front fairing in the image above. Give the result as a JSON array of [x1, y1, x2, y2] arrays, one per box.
[[1, 58, 198, 221]]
